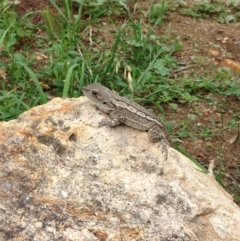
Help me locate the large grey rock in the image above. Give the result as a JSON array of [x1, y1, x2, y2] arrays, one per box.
[[0, 97, 239, 241]]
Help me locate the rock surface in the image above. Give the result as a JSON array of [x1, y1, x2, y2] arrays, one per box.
[[0, 97, 240, 241]]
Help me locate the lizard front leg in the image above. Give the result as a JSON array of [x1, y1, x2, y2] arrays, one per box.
[[99, 112, 126, 128]]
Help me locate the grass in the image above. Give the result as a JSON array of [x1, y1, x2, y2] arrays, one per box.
[[0, 0, 240, 204], [180, 0, 240, 23], [0, 0, 180, 119]]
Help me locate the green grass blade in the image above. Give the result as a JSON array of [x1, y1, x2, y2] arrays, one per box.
[[175, 145, 208, 173], [0, 22, 14, 48], [16, 62, 47, 103], [79, 60, 85, 87], [63, 64, 78, 97], [49, 0, 70, 24]]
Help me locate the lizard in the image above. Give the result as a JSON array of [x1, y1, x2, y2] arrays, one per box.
[[82, 83, 171, 161]]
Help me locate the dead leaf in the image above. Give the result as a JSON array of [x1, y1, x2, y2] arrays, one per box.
[[221, 59, 240, 72]]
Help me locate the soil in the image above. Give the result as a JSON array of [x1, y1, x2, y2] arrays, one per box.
[[12, 0, 240, 204]]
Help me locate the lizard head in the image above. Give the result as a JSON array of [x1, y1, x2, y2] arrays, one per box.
[[82, 83, 115, 113]]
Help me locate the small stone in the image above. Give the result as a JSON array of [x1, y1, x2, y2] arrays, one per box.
[[61, 190, 68, 198], [34, 222, 43, 229], [221, 59, 240, 72]]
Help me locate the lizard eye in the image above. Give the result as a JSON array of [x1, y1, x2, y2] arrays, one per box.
[[92, 89, 98, 95], [102, 101, 107, 105]]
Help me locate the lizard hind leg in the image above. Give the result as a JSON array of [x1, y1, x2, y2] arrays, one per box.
[[148, 125, 169, 161], [160, 139, 168, 161]]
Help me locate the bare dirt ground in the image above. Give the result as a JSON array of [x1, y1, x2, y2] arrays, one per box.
[[13, 0, 240, 204]]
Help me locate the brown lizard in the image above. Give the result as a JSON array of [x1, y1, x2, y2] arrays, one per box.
[[82, 83, 171, 160]]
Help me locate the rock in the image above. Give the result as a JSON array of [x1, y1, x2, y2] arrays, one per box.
[[0, 97, 240, 241]]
